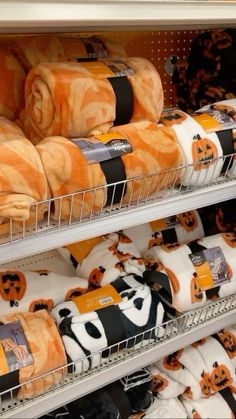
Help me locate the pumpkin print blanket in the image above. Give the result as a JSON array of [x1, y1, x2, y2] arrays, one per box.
[[0, 269, 88, 316], [123, 210, 205, 257], [0, 118, 49, 223], [36, 121, 184, 220], [156, 336, 236, 401], [0, 310, 66, 400], [182, 390, 236, 419], [145, 232, 236, 312], [58, 232, 146, 288], [25, 57, 164, 143], [160, 110, 224, 186], [51, 279, 165, 374]]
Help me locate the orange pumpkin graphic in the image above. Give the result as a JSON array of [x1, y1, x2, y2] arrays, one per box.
[[29, 298, 54, 312], [0, 271, 26, 307], [215, 208, 229, 232], [217, 330, 236, 359], [222, 232, 236, 248], [65, 287, 87, 300], [200, 371, 212, 396], [190, 273, 204, 304], [152, 374, 168, 394], [163, 349, 183, 370], [88, 266, 106, 287], [192, 338, 207, 348], [184, 387, 193, 399], [177, 211, 198, 232], [160, 109, 187, 126], [148, 232, 163, 249], [192, 408, 201, 419], [117, 233, 132, 244], [108, 242, 131, 261], [210, 362, 232, 392], [165, 267, 180, 294], [192, 134, 218, 171]]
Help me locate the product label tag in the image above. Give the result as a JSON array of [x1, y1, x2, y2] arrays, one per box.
[[65, 236, 105, 264], [72, 284, 122, 314], [189, 246, 231, 291], [0, 321, 33, 376], [73, 134, 132, 164], [192, 99, 236, 133], [82, 36, 108, 58], [150, 216, 179, 232], [78, 60, 134, 78]]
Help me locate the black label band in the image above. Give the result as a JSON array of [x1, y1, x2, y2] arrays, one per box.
[[108, 76, 134, 126], [100, 156, 127, 206], [217, 129, 235, 173], [220, 387, 236, 415]]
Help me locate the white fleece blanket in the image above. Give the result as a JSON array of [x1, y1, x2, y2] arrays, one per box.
[[156, 336, 236, 400], [197, 232, 236, 298], [160, 111, 223, 186], [0, 269, 88, 315], [149, 364, 186, 399], [52, 282, 165, 373], [124, 210, 205, 256], [59, 233, 145, 287], [140, 397, 187, 418], [145, 243, 207, 312], [216, 325, 236, 369], [182, 390, 236, 418]]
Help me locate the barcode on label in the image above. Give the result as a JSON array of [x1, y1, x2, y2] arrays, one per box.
[[99, 296, 113, 305]]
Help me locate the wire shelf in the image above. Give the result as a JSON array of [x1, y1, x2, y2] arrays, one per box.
[[0, 153, 236, 247], [0, 292, 235, 417]]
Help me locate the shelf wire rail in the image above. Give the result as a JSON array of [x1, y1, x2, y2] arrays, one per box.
[[0, 291, 235, 415], [0, 153, 235, 246]]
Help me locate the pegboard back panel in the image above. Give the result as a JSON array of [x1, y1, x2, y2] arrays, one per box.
[[0, 28, 216, 106], [58, 29, 209, 106]]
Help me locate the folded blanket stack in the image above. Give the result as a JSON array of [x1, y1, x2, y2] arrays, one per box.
[[145, 232, 236, 312], [123, 210, 205, 256], [51, 280, 165, 374], [0, 269, 88, 315], [0, 118, 49, 224], [36, 121, 184, 220], [0, 310, 66, 399]]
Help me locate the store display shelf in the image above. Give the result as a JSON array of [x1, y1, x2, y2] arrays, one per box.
[[0, 165, 235, 264], [0, 1, 236, 32], [1, 293, 235, 418]]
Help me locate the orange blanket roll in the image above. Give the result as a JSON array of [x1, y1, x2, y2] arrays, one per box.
[[6, 35, 66, 71], [36, 121, 184, 221], [25, 58, 164, 143], [0, 49, 25, 120], [0, 118, 49, 223], [59, 35, 127, 61], [0, 310, 66, 399]]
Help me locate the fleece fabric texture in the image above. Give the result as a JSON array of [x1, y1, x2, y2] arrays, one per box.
[[36, 121, 184, 221], [52, 281, 165, 374], [0, 269, 88, 315]]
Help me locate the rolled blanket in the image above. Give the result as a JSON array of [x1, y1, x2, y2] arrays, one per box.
[[182, 389, 236, 418], [25, 58, 164, 141], [5, 35, 66, 71], [0, 49, 25, 120], [149, 364, 186, 399], [0, 310, 66, 399], [215, 325, 236, 368], [124, 210, 205, 256], [131, 397, 188, 418], [0, 118, 49, 222], [36, 121, 184, 220], [196, 232, 236, 298], [156, 336, 236, 400], [160, 110, 223, 186], [59, 233, 145, 287], [199, 199, 236, 236], [145, 242, 207, 312], [0, 269, 88, 315], [59, 35, 127, 61], [51, 282, 165, 373]]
